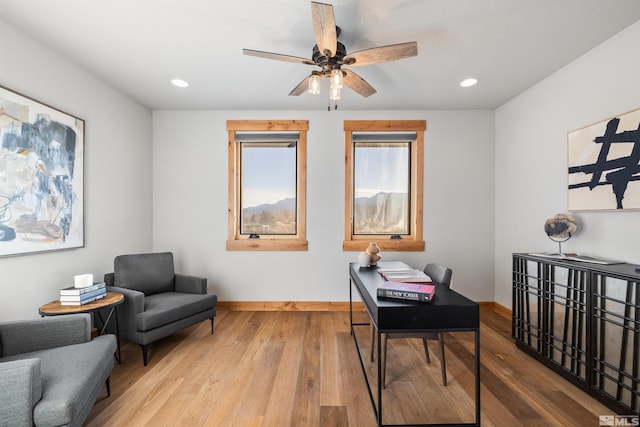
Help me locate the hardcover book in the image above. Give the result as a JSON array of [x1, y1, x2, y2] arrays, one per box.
[[60, 282, 106, 295], [59, 288, 107, 302], [377, 268, 433, 283], [377, 281, 436, 302], [60, 293, 106, 306]]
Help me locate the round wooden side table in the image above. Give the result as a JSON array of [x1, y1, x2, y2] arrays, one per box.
[[39, 292, 124, 362]]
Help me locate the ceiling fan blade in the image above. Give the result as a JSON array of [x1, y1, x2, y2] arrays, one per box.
[[343, 42, 418, 67], [311, 2, 337, 57], [289, 75, 312, 96], [343, 69, 376, 97], [243, 49, 316, 66]]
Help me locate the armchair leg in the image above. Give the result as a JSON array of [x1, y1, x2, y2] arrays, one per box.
[[106, 377, 111, 397], [141, 344, 149, 366], [210, 317, 215, 334]]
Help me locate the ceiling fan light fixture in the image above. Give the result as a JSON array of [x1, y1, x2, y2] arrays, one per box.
[[329, 69, 343, 89], [308, 74, 322, 95]]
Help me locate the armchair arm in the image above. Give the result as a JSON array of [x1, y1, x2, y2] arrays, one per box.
[[0, 359, 41, 426], [100, 286, 145, 341], [0, 314, 90, 357], [175, 274, 208, 294]]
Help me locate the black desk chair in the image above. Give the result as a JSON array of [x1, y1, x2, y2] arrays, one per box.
[[370, 262, 453, 388]]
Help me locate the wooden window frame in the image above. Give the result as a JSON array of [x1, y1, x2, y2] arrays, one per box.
[[227, 120, 308, 251], [343, 120, 426, 251]]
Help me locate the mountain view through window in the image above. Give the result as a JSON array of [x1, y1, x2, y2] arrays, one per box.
[[353, 142, 410, 235]]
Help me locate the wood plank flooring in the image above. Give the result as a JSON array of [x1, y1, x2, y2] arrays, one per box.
[[86, 310, 612, 426]]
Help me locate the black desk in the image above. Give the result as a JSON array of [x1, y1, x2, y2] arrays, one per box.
[[349, 261, 481, 426]]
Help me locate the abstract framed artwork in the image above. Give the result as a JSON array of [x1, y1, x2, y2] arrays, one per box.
[[568, 108, 640, 211], [0, 85, 84, 256]]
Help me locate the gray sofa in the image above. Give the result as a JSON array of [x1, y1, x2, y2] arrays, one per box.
[[0, 314, 116, 427], [103, 252, 217, 366]]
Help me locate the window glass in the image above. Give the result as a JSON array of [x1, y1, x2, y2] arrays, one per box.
[[241, 142, 297, 235], [353, 141, 410, 235]]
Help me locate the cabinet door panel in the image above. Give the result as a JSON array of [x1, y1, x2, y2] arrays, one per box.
[[593, 274, 640, 412]]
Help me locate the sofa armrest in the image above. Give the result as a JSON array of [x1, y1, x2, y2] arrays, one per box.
[[0, 314, 90, 357], [175, 274, 208, 294], [0, 358, 41, 426]]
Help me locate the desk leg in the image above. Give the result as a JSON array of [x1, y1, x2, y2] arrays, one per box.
[[475, 329, 481, 426], [349, 278, 353, 336], [377, 328, 383, 427]]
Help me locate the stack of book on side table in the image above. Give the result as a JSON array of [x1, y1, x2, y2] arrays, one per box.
[[376, 267, 436, 302], [59, 282, 107, 306]]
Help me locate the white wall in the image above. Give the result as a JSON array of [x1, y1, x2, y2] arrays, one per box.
[[0, 18, 153, 320], [494, 21, 640, 308], [153, 110, 495, 303]]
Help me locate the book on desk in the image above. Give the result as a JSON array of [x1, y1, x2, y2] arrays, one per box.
[[377, 281, 436, 302], [377, 268, 433, 283]]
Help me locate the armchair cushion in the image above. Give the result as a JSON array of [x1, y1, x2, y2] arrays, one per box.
[[114, 252, 175, 295], [136, 292, 218, 332]]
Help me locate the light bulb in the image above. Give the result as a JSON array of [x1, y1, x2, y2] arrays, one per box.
[[329, 85, 341, 100], [308, 75, 321, 95], [330, 69, 343, 89]]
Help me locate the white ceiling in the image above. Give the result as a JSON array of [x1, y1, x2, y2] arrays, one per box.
[[2, 0, 640, 111]]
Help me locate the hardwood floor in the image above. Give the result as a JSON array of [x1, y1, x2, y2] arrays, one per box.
[[86, 310, 611, 426]]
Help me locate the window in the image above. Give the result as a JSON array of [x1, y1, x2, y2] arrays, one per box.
[[343, 120, 425, 251], [227, 120, 308, 251]]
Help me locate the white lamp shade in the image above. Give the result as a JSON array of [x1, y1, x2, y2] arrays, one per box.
[[330, 69, 343, 89], [308, 75, 321, 95]]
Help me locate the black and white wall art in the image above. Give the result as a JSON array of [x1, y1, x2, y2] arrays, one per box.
[[568, 108, 640, 211]]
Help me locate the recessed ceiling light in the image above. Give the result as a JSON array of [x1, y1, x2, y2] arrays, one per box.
[[171, 79, 189, 88], [460, 78, 478, 88]]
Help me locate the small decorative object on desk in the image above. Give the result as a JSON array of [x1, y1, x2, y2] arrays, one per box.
[[366, 242, 381, 266], [358, 251, 370, 268], [544, 213, 578, 254]]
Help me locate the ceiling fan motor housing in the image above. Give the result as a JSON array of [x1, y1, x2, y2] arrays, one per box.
[[312, 41, 347, 72]]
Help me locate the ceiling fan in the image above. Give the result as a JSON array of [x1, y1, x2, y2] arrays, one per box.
[[243, 1, 418, 108]]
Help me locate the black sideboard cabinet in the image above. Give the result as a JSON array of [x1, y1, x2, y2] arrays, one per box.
[[512, 253, 640, 414]]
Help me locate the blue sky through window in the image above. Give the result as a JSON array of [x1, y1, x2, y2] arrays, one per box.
[[242, 144, 296, 208], [354, 143, 409, 198]]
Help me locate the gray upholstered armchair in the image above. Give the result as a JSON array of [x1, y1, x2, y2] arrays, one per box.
[[0, 314, 116, 427], [103, 252, 217, 366]]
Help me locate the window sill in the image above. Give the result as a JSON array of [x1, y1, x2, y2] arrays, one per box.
[[226, 239, 308, 251], [342, 240, 425, 252]]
